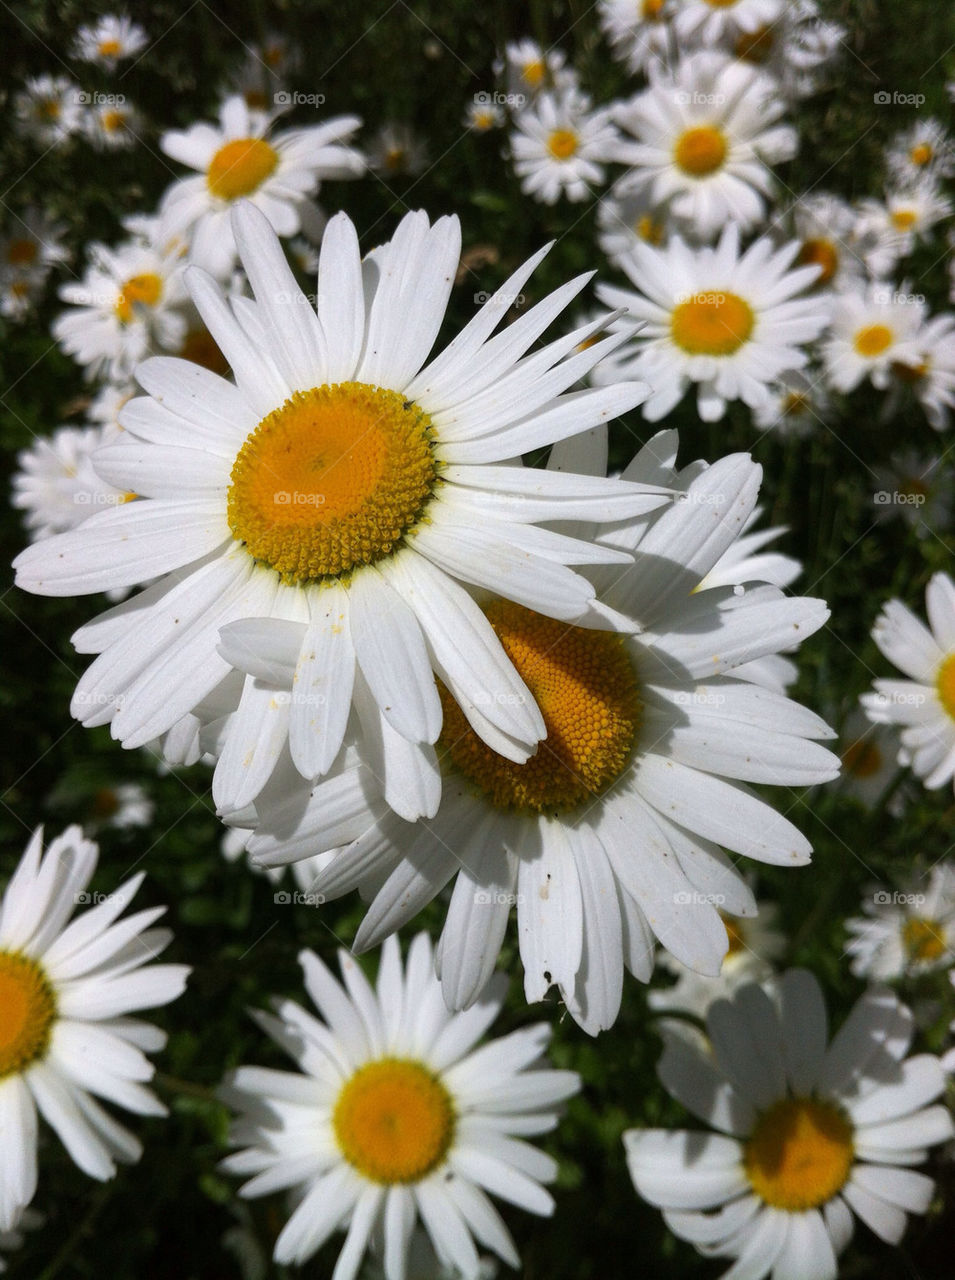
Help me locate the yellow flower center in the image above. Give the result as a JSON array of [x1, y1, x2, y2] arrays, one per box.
[[891, 359, 928, 384], [115, 273, 163, 324], [853, 324, 893, 358], [674, 126, 728, 177], [438, 601, 641, 815], [179, 325, 230, 375], [735, 24, 774, 61], [92, 787, 120, 818], [635, 213, 665, 245], [744, 1097, 854, 1211], [7, 238, 37, 266], [643, 0, 666, 17], [98, 38, 122, 56], [721, 913, 746, 957], [227, 382, 436, 584], [782, 391, 810, 416], [841, 739, 883, 779], [936, 653, 955, 721], [263, 44, 284, 69], [890, 209, 918, 232], [333, 1059, 455, 1184], [384, 147, 407, 172], [706, 0, 739, 6], [547, 129, 578, 160], [207, 137, 279, 201], [910, 142, 933, 166], [473, 110, 497, 130], [796, 238, 839, 286], [902, 917, 946, 964], [0, 951, 57, 1079], [670, 292, 755, 356], [523, 59, 546, 87], [101, 110, 128, 134], [244, 89, 269, 111], [40, 98, 61, 120]]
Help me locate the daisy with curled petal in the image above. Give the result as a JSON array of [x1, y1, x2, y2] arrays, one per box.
[[52, 236, 189, 382], [220, 933, 579, 1277], [14, 75, 83, 147], [158, 95, 364, 278], [510, 89, 620, 205], [597, 0, 672, 77], [625, 970, 955, 1280], [15, 203, 661, 820], [845, 865, 955, 981], [820, 285, 925, 394], [596, 183, 669, 268], [595, 224, 829, 422], [887, 118, 955, 185], [861, 573, 955, 793], [238, 430, 837, 1035], [612, 52, 797, 240], [12, 425, 136, 542], [72, 15, 149, 66], [788, 191, 866, 292], [0, 825, 189, 1230], [750, 369, 829, 439]]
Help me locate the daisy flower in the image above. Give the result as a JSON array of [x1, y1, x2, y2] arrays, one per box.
[[820, 285, 925, 394], [367, 122, 429, 177], [838, 709, 903, 811], [788, 191, 866, 291], [14, 75, 83, 147], [861, 573, 955, 793], [595, 225, 829, 421], [82, 98, 142, 151], [612, 53, 798, 240], [464, 99, 505, 133], [511, 89, 620, 205], [872, 450, 951, 534], [891, 310, 955, 431], [0, 208, 69, 289], [625, 970, 954, 1279], [673, 0, 784, 48], [887, 118, 955, 184], [728, 0, 846, 101], [52, 236, 189, 382], [12, 425, 135, 542], [845, 866, 955, 980], [649, 898, 786, 1020], [596, 183, 669, 268], [750, 369, 830, 438], [158, 95, 364, 278], [855, 179, 953, 275], [0, 825, 189, 1229], [15, 203, 660, 818], [597, 0, 672, 77], [86, 782, 154, 831], [238, 431, 837, 1034], [220, 933, 580, 1275], [72, 15, 149, 66], [498, 39, 575, 104]]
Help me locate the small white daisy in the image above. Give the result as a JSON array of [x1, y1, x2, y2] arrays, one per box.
[[220, 932, 580, 1276], [367, 122, 429, 177], [845, 866, 955, 980], [72, 15, 149, 67], [0, 825, 189, 1230], [727, 0, 846, 101], [612, 52, 798, 240], [750, 369, 830, 439], [788, 191, 866, 291], [673, 0, 784, 48], [12, 425, 136, 542], [53, 236, 189, 381], [14, 75, 84, 147], [861, 573, 955, 793], [158, 95, 364, 278], [82, 98, 142, 151], [891, 311, 955, 431], [887, 118, 955, 185], [820, 285, 925, 394], [16, 204, 659, 819], [596, 183, 669, 268], [855, 179, 953, 275], [499, 39, 576, 105], [626, 970, 955, 1278], [464, 100, 505, 133], [872, 449, 951, 534], [511, 89, 620, 205], [239, 431, 837, 1035], [0, 208, 69, 288], [837, 709, 903, 811], [597, 0, 672, 76], [86, 781, 154, 831], [596, 225, 829, 421]]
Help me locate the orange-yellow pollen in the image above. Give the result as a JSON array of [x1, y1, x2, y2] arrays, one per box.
[[890, 209, 918, 232], [547, 129, 578, 160], [98, 38, 122, 56], [333, 1059, 455, 1184], [0, 951, 57, 1079], [744, 1097, 854, 1210], [671, 291, 754, 356], [853, 324, 893, 358], [636, 213, 665, 245], [439, 602, 641, 814], [523, 59, 546, 87], [7, 238, 38, 267], [910, 142, 933, 166], [227, 382, 436, 584], [902, 917, 947, 964], [841, 738, 883, 779], [101, 109, 128, 134], [721, 913, 746, 957], [796, 238, 839, 286], [674, 126, 727, 176], [207, 137, 279, 201], [735, 24, 774, 61], [936, 654, 955, 721], [782, 391, 810, 416], [115, 273, 163, 324], [643, 0, 666, 18]]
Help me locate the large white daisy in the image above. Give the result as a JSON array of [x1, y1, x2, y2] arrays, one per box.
[[595, 225, 829, 421], [15, 204, 660, 818], [861, 572, 955, 792], [612, 52, 797, 240], [158, 95, 364, 277], [237, 430, 837, 1035], [0, 825, 189, 1230], [220, 932, 579, 1277], [625, 969, 954, 1280]]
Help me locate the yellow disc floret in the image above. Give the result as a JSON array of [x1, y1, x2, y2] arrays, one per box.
[[207, 137, 279, 201], [671, 291, 755, 356], [547, 129, 579, 160], [936, 653, 955, 720], [853, 324, 893, 358], [796, 238, 839, 286], [841, 739, 883, 779], [890, 209, 918, 232], [6, 239, 38, 267], [744, 1097, 854, 1211], [115, 273, 163, 324], [910, 142, 933, 167], [0, 951, 57, 1079], [439, 601, 641, 814], [902, 917, 947, 964], [674, 126, 728, 177], [720, 913, 746, 957], [333, 1058, 455, 1184], [228, 382, 436, 583]]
